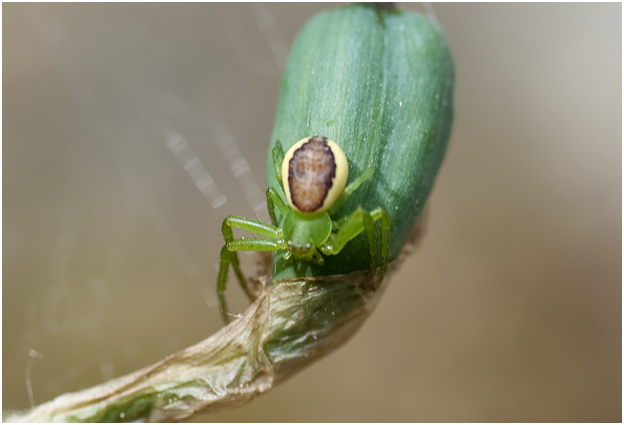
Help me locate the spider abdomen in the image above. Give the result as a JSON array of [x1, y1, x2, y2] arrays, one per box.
[[282, 136, 348, 214]]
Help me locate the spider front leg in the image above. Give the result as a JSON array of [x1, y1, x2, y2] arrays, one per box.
[[320, 207, 390, 285], [218, 216, 286, 323]]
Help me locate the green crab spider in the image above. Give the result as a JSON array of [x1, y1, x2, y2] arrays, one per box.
[[217, 136, 390, 323]]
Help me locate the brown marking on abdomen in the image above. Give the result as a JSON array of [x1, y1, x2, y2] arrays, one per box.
[[288, 136, 336, 213]]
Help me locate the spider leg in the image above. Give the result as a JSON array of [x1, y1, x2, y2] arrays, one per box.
[[222, 216, 280, 297], [328, 168, 375, 215], [312, 249, 325, 266], [272, 141, 285, 191], [219, 216, 283, 323], [320, 207, 377, 275], [320, 206, 390, 285], [266, 187, 289, 226], [370, 207, 390, 282], [217, 245, 238, 324]]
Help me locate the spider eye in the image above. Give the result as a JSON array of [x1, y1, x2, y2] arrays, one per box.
[[281, 136, 348, 214], [287, 241, 312, 254]]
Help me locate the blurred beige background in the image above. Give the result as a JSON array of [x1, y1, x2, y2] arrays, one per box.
[[3, 3, 621, 422]]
